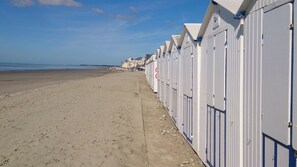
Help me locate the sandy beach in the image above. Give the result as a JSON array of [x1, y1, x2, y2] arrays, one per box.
[[0, 68, 109, 96], [0, 70, 203, 167]]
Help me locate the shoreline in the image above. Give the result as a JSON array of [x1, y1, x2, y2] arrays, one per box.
[[0, 68, 111, 96]]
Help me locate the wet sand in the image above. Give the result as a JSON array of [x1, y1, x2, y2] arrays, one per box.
[[0, 68, 109, 96], [0, 71, 204, 167]]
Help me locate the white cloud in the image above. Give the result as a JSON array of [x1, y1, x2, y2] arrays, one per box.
[[114, 14, 135, 21], [92, 8, 103, 14], [129, 6, 138, 13], [38, 0, 82, 7], [10, 0, 35, 7]]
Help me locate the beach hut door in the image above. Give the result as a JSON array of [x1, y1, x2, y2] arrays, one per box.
[[262, 3, 296, 166], [182, 44, 194, 143], [262, 2, 292, 145], [206, 30, 227, 167]]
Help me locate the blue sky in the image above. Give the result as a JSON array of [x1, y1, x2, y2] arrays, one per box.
[[0, 0, 209, 65]]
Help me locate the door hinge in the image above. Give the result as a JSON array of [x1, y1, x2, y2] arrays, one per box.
[[288, 122, 293, 128], [289, 24, 294, 30]]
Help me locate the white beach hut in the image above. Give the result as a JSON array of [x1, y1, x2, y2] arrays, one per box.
[[163, 41, 171, 111], [168, 35, 181, 124], [156, 49, 162, 100], [159, 45, 165, 106], [198, 1, 244, 166], [145, 55, 158, 93], [177, 23, 202, 153], [145, 56, 152, 89], [147, 0, 297, 166], [237, 0, 297, 166], [152, 55, 158, 93]]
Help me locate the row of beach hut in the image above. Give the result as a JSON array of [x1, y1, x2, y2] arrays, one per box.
[[145, 0, 297, 166]]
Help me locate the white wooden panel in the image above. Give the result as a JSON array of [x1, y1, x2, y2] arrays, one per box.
[[215, 112, 220, 167], [172, 89, 178, 122], [214, 31, 226, 111], [190, 47, 193, 96], [170, 53, 173, 88], [183, 45, 193, 97], [264, 138, 275, 167], [167, 54, 170, 84], [175, 54, 178, 88], [220, 112, 226, 167], [207, 37, 215, 106], [173, 52, 179, 89], [157, 58, 160, 98], [182, 50, 186, 94], [277, 145, 289, 167], [178, 50, 183, 132], [207, 107, 215, 164], [262, 3, 292, 144], [153, 61, 158, 92]]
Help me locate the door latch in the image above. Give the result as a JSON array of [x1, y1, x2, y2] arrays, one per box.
[[289, 24, 294, 30], [288, 122, 293, 128]]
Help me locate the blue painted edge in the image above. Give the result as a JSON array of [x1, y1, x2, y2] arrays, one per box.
[[234, 12, 246, 19], [289, 147, 296, 167], [213, 110, 216, 167], [274, 142, 278, 167], [172, 116, 176, 123], [183, 132, 193, 144], [224, 108, 227, 167], [263, 134, 266, 167]]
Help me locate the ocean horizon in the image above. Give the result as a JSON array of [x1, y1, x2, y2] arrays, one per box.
[[0, 62, 113, 71]]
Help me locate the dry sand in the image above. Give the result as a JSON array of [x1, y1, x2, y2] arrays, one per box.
[[0, 71, 204, 167]]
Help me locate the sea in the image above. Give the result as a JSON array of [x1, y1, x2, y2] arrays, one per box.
[[0, 63, 105, 71]]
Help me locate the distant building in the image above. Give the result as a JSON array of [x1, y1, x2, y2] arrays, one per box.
[[121, 57, 146, 69]]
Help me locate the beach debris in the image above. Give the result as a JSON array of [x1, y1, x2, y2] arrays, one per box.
[[0, 156, 9, 166], [159, 115, 167, 121], [182, 161, 189, 164], [190, 158, 194, 162]]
